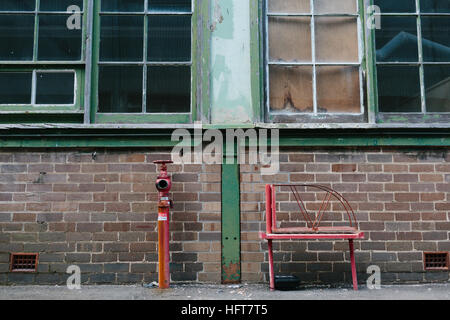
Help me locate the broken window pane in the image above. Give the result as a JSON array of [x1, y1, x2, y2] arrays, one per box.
[[35, 72, 75, 105], [0, 72, 32, 104], [268, 0, 310, 13], [101, 0, 144, 12], [100, 15, 144, 62], [420, 1, 450, 13], [40, 0, 84, 11], [269, 16, 311, 63], [315, 17, 359, 63], [148, 15, 191, 62], [316, 66, 360, 113], [0, 14, 34, 61], [377, 66, 422, 112], [98, 66, 143, 113], [373, 0, 416, 13], [147, 66, 191, 113], [375, 16, 418, 62], [421, 17, 450, 62], [148, 0, 192, 12], [269, 65, 313, 113], [0, 0, 35, 11], [424, 65, 450, 112], [38, 14, 82, 61], [315, 0, 357, 14]]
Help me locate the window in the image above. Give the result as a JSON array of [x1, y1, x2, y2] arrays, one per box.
[[0, 0, 84, 112], [94, 0, 194, 123], [265, 0, 364, 123], [374, 0, 450, 123]]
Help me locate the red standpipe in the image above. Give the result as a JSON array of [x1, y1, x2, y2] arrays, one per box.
[[154, 160, 173, 289]]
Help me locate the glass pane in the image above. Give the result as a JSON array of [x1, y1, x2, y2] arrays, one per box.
[[315, 17, 358, 63], [376, 16, 418, 62], [315, 0, 357, 14], [424, 65, 450, 112], [0, 0, 34, 11], [148, 0, 192, 12], [269, 16, 311, 62], [38, 14, 82, 60], [40, 0, 83, 11], [100, 15, 144, 62], [421, 17, 450, 62], [0, 14, 34, 61], [377, 66, 422, 112], [373, 0, 416, 13], [101, 0, 144, 12], [420, 0, 450, 13], [148, 15, 191, 62], [36, 72, 75, 104], [0, 72, 32, 104], [268, 0, 310, 13], [316, 66, 360, 113], [147, 66, 190, 113], [269, 65, 313, 113], [98, 66, 143, 113]]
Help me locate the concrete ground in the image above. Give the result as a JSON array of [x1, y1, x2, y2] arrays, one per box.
[[0, 282, 449, 300]]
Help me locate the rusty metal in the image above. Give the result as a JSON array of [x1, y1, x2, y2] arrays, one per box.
[[153, 160, 173, 289], [424, 252, 449, 270], [10, 253, 39, 272]]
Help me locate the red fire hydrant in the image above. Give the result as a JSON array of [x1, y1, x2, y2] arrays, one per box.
[[153, 160, 173, 289]]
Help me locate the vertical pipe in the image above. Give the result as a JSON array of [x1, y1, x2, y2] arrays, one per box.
[[158, 197, 170, 289], [265, 184, 272, 234], [349, 239, 358, 291]]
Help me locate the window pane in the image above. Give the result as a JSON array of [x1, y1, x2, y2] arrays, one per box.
[[38, 14, 82, 61], [373, 0, 416, 13], [269, 16, 311, 62], [376, 16, 418, 62], [315, 0, 357, 14], [100, 15, 144, 62], [147, 66, 190, 113], [421, 17, 450, 62], [98, 66, 143, 113], [0, 14, 34, 61], [424, 65, 450, 112], [0, 0, 35, 11], [315, 17, 359, 63], [40, 0, 83, 11], [36, 72, 75, 105], [0, 72, 32, 104], [148, 0, 192, 12], [377, 66, 422, 112], [148, 15, 191, 62], [420, 1, 450, 13], [269, 65, 313, 113], [101, 0, 144, 12], [268, 0, 310, 13], [317, 66, 360, 113]]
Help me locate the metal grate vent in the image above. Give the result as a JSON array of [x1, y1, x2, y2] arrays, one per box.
[[424, 252, 449, 270], [10, 253, 39, 272]]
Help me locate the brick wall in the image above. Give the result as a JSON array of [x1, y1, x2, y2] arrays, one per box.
[[0, 149, 221, 285], [240, 147, 450, 285]]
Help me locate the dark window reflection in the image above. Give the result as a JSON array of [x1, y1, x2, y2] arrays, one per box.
[[147, 66, 190, 113], [0, 14, 34, 61], [420, 0, 450, 13], [38, 14, 82, 61], [0, 0, 35, 11], [148, 0, 192, 12], [373, 0, 416, 13], [377, 66, 422, 112], [421, 17, 450, 62], [101, 0, 144, 12], [36, 72, 75, 105], [100, 15, 144, 61], [40, 0, 84, 11], [424, 65, 450, 112], [148, 15, 191, 62], [99, 66, 143, 113], [0, 72, 32, 104], [376, 16, 418, 62]]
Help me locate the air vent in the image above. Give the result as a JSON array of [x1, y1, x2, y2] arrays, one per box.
[[10, 253, 39, 272], [424, 252, 449, 270]]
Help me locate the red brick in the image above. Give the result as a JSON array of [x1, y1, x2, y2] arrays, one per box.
[[104, 222, 130, 232]]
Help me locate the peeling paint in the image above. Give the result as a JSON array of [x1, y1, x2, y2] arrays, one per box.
[[222, 262, 240, 284]]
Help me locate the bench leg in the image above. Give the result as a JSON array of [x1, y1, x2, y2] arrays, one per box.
[[268, 239, 275, 291], [349, 239, 358, 291]]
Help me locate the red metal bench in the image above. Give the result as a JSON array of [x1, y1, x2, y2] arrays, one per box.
[[259, 184, 364, 290]]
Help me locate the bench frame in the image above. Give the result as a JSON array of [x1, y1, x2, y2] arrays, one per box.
[[259, 184, 364, 291]]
